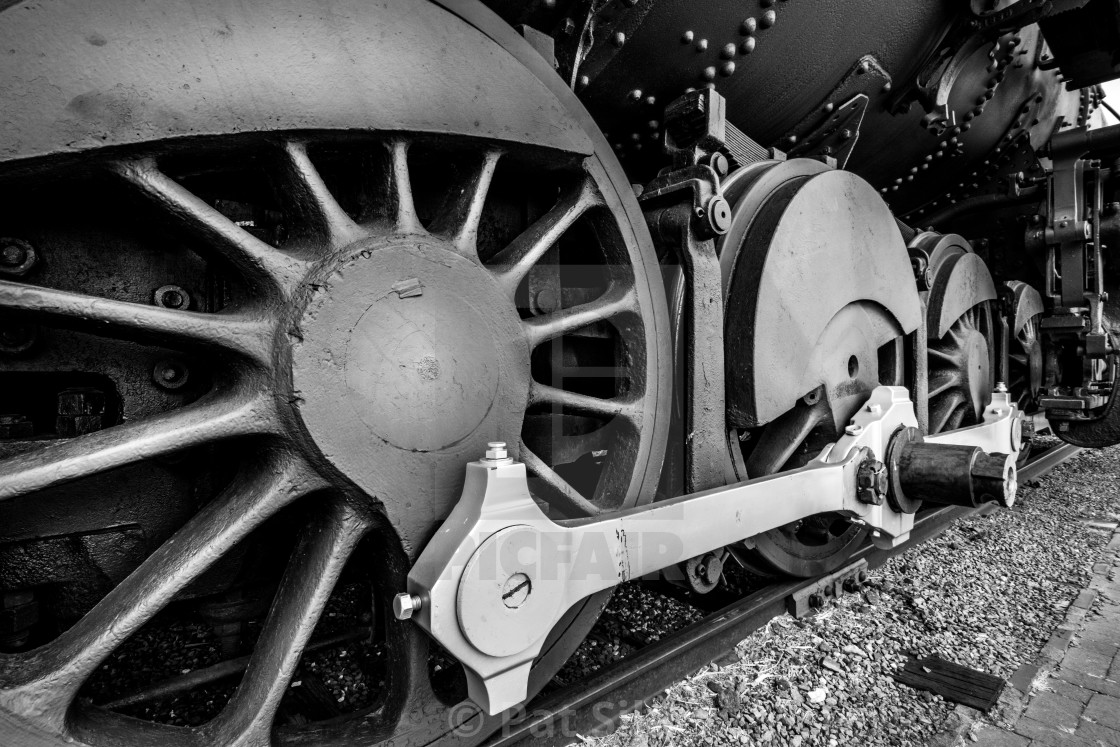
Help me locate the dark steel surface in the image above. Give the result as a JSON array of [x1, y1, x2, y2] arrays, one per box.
[[525, 0, 1083, 214]]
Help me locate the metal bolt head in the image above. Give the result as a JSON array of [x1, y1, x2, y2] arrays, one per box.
[[153, 359, 190, 390], [154, 284, 191, 310], [501, 572, 532, 609], [1, 244, 26, 267], [0, 323, 37, 354], [705, 196, 732, 234], [485, 441, 509, 460], [392, 593, 422, 620], [698, 553, 723, 583], [0, 239, 37, 276], [856, 459, 886, 505]]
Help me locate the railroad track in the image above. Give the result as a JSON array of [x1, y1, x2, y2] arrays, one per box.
[[485, 442, 1083, 747]]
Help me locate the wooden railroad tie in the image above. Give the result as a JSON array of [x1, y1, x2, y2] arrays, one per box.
[[892, 654, 1005, 712]]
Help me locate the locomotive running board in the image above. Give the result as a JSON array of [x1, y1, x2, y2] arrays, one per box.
[[395, 386, 1022, 714]]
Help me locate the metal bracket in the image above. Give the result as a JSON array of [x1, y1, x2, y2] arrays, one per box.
[[788, 94, 869, 169], [925, 390, 1023, 455], [640, 166, 735, 493], [780, 55, 888, 164], [788, 559, 869, 619]]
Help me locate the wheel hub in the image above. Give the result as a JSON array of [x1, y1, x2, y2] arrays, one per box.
[[293, 237, 531, 530]]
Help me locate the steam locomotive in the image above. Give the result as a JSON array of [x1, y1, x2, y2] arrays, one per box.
[[0, 0, 1118, 744]]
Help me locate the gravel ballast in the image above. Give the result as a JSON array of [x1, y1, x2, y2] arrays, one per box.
[[574, 443, 1120, 747]]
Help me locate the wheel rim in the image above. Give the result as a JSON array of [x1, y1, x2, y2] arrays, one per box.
[[0, 131, 667, 745]]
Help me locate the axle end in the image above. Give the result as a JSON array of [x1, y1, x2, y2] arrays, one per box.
[[972, 451, 1017, 508], [898, 440, 1018, 509]]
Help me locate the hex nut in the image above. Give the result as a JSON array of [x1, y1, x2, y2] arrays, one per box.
[[485, 441, 509, 460], [857, 459, 886, 505], [392, 593, 422, 620]]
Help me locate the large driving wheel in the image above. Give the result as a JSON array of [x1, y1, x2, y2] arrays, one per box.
[[716, 162, 922, 577], [917, 233, 999, 434], [0, 2, 670, 745]]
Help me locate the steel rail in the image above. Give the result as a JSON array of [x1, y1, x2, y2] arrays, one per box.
[[483, 442, 1082, 746]]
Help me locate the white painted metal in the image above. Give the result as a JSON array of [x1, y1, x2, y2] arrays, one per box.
[[925, 391, 1023, 455], [404, 386, 1021, 715]]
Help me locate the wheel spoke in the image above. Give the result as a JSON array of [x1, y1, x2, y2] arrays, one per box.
[[927, 345, 959, 365], [208, 499, 370, 747], [945, 403, 968, 432], [523, 282, 637, 349], [529, 382, 641, 426], [520, 442, 602, 518], [0, 386, 279, 502], [384, 139, 426, 235], [946, 322, 967, 348], [0, 279, 272, 366], [0, 452, 325, 733], [931, 389, 967, 433], [112, 159, 306, 297], [490, 177, 599, 297], [927, 370, 960, 398], [430, 149, 501, 259], [278, 140, 366, 251]]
